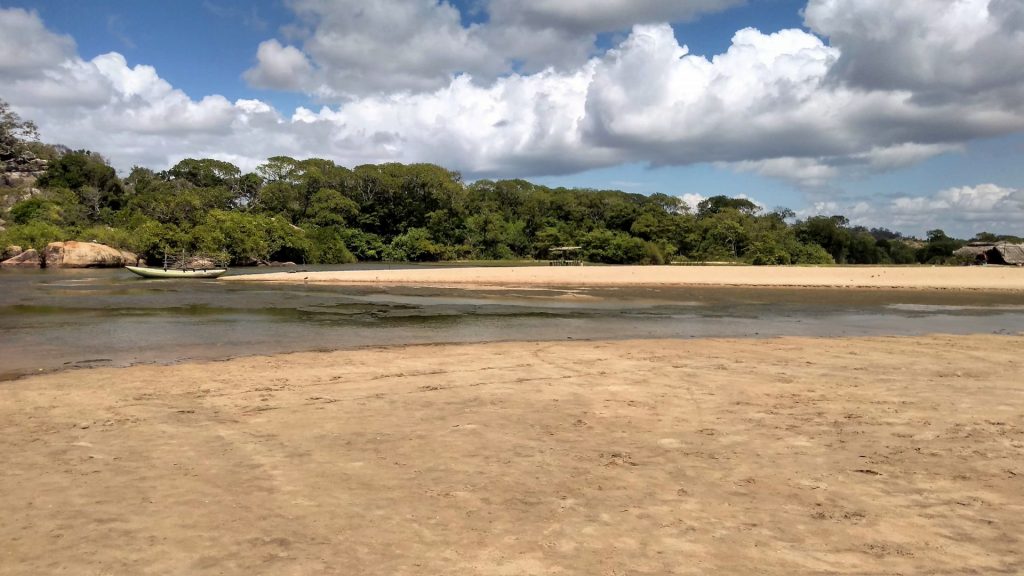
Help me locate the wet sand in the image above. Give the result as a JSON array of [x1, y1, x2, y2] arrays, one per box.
[[2, 335, 1022, 575], [226, 265, 1024, 291]]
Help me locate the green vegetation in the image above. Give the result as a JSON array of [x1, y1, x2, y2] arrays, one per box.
[[0, 100, 1003, 266]]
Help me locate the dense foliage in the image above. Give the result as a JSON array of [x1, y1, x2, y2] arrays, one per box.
[[2, 102, 1015, 266]]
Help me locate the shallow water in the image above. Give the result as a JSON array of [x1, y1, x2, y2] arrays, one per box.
[[1, 265, 1022, 380]]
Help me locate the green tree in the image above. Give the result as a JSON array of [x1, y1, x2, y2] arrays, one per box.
[[917, 229, 964, 263], [9, 197, 63, 225], [795, 216, 852, 263], [695, 209, 750, 260], [1, 221, 65, 250], [582, 229, 647, 264], [386, 227, 444, 261], [697, 195, 759, 218], [307, 188, 359, 227], [37, 151, 124, 219], [0, 99, 39, 161], [167, 158, 241, 188]]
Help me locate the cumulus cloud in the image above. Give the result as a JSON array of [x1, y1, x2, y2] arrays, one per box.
[[488, 0, 744, 34], [482, 0, 745, 74], [0, 8, 75, 78], [244, 39, 314, 91], [679, 193, 707, 213], [243, 0, 744, 97], [247, 0, 504, 96], [729, 158, 839, 188], [852, 143, 964, 172], [801, 184, 1024, 237], [582, 22, 1024, 184], [804, 0, 1024, 105], [583, 26, 842, 162], [4, 2, 1024, 200]]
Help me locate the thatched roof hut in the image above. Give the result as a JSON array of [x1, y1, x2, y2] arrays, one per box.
[[954, 242, 1024, 265], [997, 244, 1024, 265]]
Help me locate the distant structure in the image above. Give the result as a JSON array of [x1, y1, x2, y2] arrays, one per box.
[[953, 242, 1024, 266], [548, 246, 582, 266]]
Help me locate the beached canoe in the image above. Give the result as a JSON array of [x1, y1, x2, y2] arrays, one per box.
[[125, 265, 227, 279]]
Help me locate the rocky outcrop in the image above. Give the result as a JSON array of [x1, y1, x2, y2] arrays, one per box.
[[42, 241, 138, 268], [2, 150, 48, 193], [1, 172, 41, 189], [2, 150, 48, 182], [2, 245, 22, 260], [1, 248, 41, 267]]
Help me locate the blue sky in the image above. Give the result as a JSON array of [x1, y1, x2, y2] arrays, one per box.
[[2, 0, 1023, 237]]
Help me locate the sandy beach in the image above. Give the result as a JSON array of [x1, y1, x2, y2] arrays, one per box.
[[226, 264, 1024, 291], [2, 334, 1022, 575]]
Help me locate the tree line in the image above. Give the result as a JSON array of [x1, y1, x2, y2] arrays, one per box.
[[2, 104, 1019, 266]]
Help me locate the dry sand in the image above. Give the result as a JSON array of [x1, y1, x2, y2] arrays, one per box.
[[2, 335, 1022, 575], [225, 264, 1024, 291]]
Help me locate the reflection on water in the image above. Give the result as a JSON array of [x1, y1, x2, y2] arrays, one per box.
[[2, 265, 1022, 380]]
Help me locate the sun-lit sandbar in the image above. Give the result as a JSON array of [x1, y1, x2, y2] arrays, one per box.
[[3, 335, 1022, 574], [226, 264, 1024, 291]]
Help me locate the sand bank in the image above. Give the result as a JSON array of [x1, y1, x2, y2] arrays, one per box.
[[2, 335, 1022, 574], [225, 264, 1024, 291]]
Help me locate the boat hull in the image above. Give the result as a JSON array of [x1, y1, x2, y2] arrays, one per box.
[[125, 265, 227, 279]]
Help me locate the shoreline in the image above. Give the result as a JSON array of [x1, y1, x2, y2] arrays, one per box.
[[224, 264, 1024, 292], [3, 334, 1022, 574]]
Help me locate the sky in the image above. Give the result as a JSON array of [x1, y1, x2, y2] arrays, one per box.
[[1, 0, 1023, 238]]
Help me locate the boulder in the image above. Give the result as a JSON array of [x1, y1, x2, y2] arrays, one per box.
[[119, 250, 140, 266], [1, 248, 41, 267], [43, 241, 134, 268], [2, 245, 22, 260]]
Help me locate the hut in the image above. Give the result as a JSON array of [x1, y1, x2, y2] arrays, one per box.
[[953, 242, 1024, 265], [996, 243, 1024, 265]]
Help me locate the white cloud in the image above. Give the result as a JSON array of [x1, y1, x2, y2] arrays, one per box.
[[4, 1, 1024, 209], [678, 193, 706, 213], [243, 0, 744, 98], [801, 184, 1024, 237], [576, 22, 1024, 187], [481, 0, 745, 74], [488, 0, 744, 34], [582, 25, 842, 161], [0, 8, 75, 78], [248, 0, 504, 97], [854, 143, 964, 171], [727, 158, 839, 188], [805, 0, 1024, 105], [733, 144, 964, 187], [244, 40, 313, 91]]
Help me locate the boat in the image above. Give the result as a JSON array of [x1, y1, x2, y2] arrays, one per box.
[[125, 265, 227, 279], [125, 251, 228, 279]]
